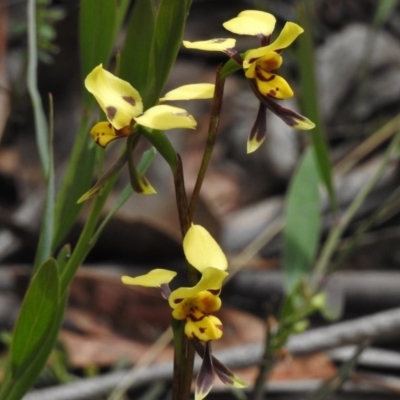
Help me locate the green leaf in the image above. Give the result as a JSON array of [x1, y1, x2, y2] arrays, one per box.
[[295, 2, 337, 211], [0, 293, 67, 400], [140, 128, 178, 172], [11, 259, 60, 378], [56, 244, 72, 275], [27, 0, 50, 178], [219, 58, 242, 79], [283, 148, 321, 292], [80, 0, 129, 80], [152, 0, 192, 104], [33, 93, 55, 272], [119, 0, 157, 106]]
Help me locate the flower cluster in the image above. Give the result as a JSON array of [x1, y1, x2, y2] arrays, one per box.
[[184, 10, 315, 153], [122, 224, 245, 399]]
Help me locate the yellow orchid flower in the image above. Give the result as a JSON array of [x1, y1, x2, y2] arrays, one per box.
[[122, 224, 245, 398], [85, 65, 214, 148], [121, 224, 228, 341], [183, 10, 315, 153]]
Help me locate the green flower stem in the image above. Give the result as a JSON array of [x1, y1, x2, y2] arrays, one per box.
[[188, 66, 225, 221], [312, 132, 400, 286]]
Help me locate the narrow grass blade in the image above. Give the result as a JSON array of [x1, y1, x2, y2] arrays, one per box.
[[26, 0, 49, 178], [119, 0, 157, 107], [296, 2, 337, 211], [33, 94, 55, 272]]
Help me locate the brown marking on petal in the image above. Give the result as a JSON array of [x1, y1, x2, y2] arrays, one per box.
[[269, 90, 276, 97], [256, 69, 275, 82], [249, 103, 267, 143], [106, 106, 117, 121], [216, 324, 223, 331], [188, 313, 206, 322], [174, 298, 184, 304], [259, 34, 271, 47], [208, 289, 220, 295], [122, 96, 136, 106], [199, 327, 206, 333], [225, 48, 243, 65]]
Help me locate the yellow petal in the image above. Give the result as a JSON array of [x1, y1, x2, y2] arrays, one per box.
[[292, 116, 316, 130], [243, 22, 304, 68], [183, 224, 228, 272], [160, 84, 215, 101], [185, 315, 223, 341], [183, 38, 236, 52], [254, 72, 294, 100], [172, 291, 222, 320], [223, 10, 276, 36], [89, 121, 119, 148], [121, 269, 177, 288], [169, 267, 228, 309], [135, 105, 197, 130], [85, 64, 143, 130]]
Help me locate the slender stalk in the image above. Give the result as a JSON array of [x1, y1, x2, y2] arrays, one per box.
[[188, 66, 225, 221], [171, 154, 197, 400], [172, 64, 226, 400], [251, 321, 275, 400]]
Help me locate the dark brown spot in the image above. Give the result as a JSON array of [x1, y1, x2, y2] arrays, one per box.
[[174, 298, 183, 304], [122, 96, 136, 106], [199, 327, 206, 333], [269, 90, 276, 97], [208, 289, 220, 295], [188, 313, 205, 322], [106, 106, 117, 121], [256, 69, 275, 82]]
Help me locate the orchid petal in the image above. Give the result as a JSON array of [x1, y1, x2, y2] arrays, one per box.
[[121, 269, 177, 288], [169, 267, 228, 309], [243, 22, 304, 68], [254, 72, 294, 100], [247, 104, 267, 154], [160, 84, 215, 101], [195, 343, 215, 400], [135, 105, 197, 130], [85, 64, 143, 130], [89, 121, 119, 148], [183, 38, 236, 52], [183, 224, 228, 272], [223, 10, 276, 36], [261, 96, 316, 130], [185, 314, 223, 342]]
